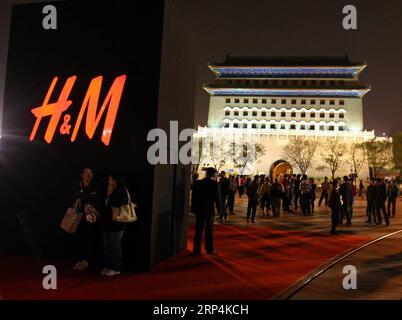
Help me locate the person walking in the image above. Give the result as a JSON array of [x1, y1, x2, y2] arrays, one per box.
[[245, 177, 251, 191], [300, 175, 311, 216], [309, 177, 317, 214], [366, 180, 377, 223], [270, 178, 283, 218], [259, 174, 265, 188], [246, 175, 259, 223], [259, 177, 271, 217], [339, 176, 352, 225], [282, 176, 292, 212], [374, 178, 390, 226], [238, 175, 245, 198], [318, 177, 329, 206], [350, 178, 357, 219], [328, 181, 342, 235], [359, 180, 364, 198], [226, 175, 237, 216], [387, 179, 399, 218], [191, 168, 220, 256], [294, 174, 301, 211], [288, 175, 295, 209], [218, 171, 230, 222]]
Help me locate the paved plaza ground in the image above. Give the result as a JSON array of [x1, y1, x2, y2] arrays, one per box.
[[1, 194, 401, 300], [231, 194, 402, 299]]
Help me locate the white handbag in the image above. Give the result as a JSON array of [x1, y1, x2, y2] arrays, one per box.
[[112, 188, 138, 223]]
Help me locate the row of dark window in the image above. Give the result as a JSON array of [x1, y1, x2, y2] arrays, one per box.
[[225, 110, 345, 119], [224, 123, 345, 131], [225, 98, 345, 106], [226, 79, 346, 86]]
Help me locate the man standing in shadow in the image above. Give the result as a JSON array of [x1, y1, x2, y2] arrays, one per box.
[[375, 177, 390, 226], [218, 171, 230, 222], [246, 175, 260, 223], [191, 168, 220, 256], [339, 176, 352, 225]]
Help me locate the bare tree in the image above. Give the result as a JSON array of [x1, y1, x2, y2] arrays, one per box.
[[361, 137, 394, 178], [316, 139, 347, 180], [347, 142, 366, 177], [201, 135, 229, 173], [283, 137, 318, 176], [230, 141, 266, 175]]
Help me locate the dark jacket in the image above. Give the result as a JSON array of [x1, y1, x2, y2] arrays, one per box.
[[71, 183, 102, 233], [72, 182, 100, 213], [388, 184, 399, 200], [102, 187, 130, 232], [374, 183, 387, 204], [219, 177, 230, 198], [339, 182, 351, 206], [366, 185, 374, 202], [294, 179, 301, 195], [191, 177, 220, 216], [246, 181, 259, 200], [328, 189, 341, 211], [270, 182, 283, 199], [310, 183, 317, 200]]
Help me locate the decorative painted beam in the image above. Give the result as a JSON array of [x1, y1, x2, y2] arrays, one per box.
[[208, 65, 366, 79], [203, 87, 371, 98]]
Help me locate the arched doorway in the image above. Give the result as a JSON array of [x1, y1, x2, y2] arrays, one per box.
[[270, 160, 293, 178]]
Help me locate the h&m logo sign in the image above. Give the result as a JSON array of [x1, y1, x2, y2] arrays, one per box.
[[29, 75, 127, 146]]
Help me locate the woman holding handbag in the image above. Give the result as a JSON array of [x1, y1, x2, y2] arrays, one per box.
[[71, 168, 101, 271], [101, 173, 134, 276]]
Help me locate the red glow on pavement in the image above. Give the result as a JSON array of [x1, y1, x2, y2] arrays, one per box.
[[0, 224, 370, 300]]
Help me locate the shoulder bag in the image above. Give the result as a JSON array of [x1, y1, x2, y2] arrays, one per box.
[[61, 199, 84, 234], [112, 188, 138, 223]]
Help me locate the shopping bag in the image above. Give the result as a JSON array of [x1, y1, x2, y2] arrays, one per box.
[[60, 200, 84, 233], [112, 189, 138, 223]]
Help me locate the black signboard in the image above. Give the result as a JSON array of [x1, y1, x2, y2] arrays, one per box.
[[0, 1, 165, 271]]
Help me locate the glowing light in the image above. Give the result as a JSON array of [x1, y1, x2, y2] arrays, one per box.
[[30, 76, 76, 143], [351, 127, 361, 133], [29, 75, 127, 146], [71, 75, 127, 145]]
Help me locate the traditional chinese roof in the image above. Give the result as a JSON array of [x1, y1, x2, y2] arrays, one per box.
[[209, 55, 367, 79], [212, 55, 363, 67]]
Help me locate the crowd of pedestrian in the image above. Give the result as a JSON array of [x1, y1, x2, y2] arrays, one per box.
[[191, 169, 400, 253]]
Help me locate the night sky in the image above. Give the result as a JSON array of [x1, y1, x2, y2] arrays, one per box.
[[1, 0, 401, 135], [174, 0, 402, 135]]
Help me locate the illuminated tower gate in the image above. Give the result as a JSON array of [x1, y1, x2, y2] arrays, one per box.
[[199, 55, 375, 178]]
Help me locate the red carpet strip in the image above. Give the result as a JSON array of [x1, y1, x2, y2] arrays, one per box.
[[0, 224, 370, 300]]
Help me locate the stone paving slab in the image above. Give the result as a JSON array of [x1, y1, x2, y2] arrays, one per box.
[[291, 232, 402, 300]]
